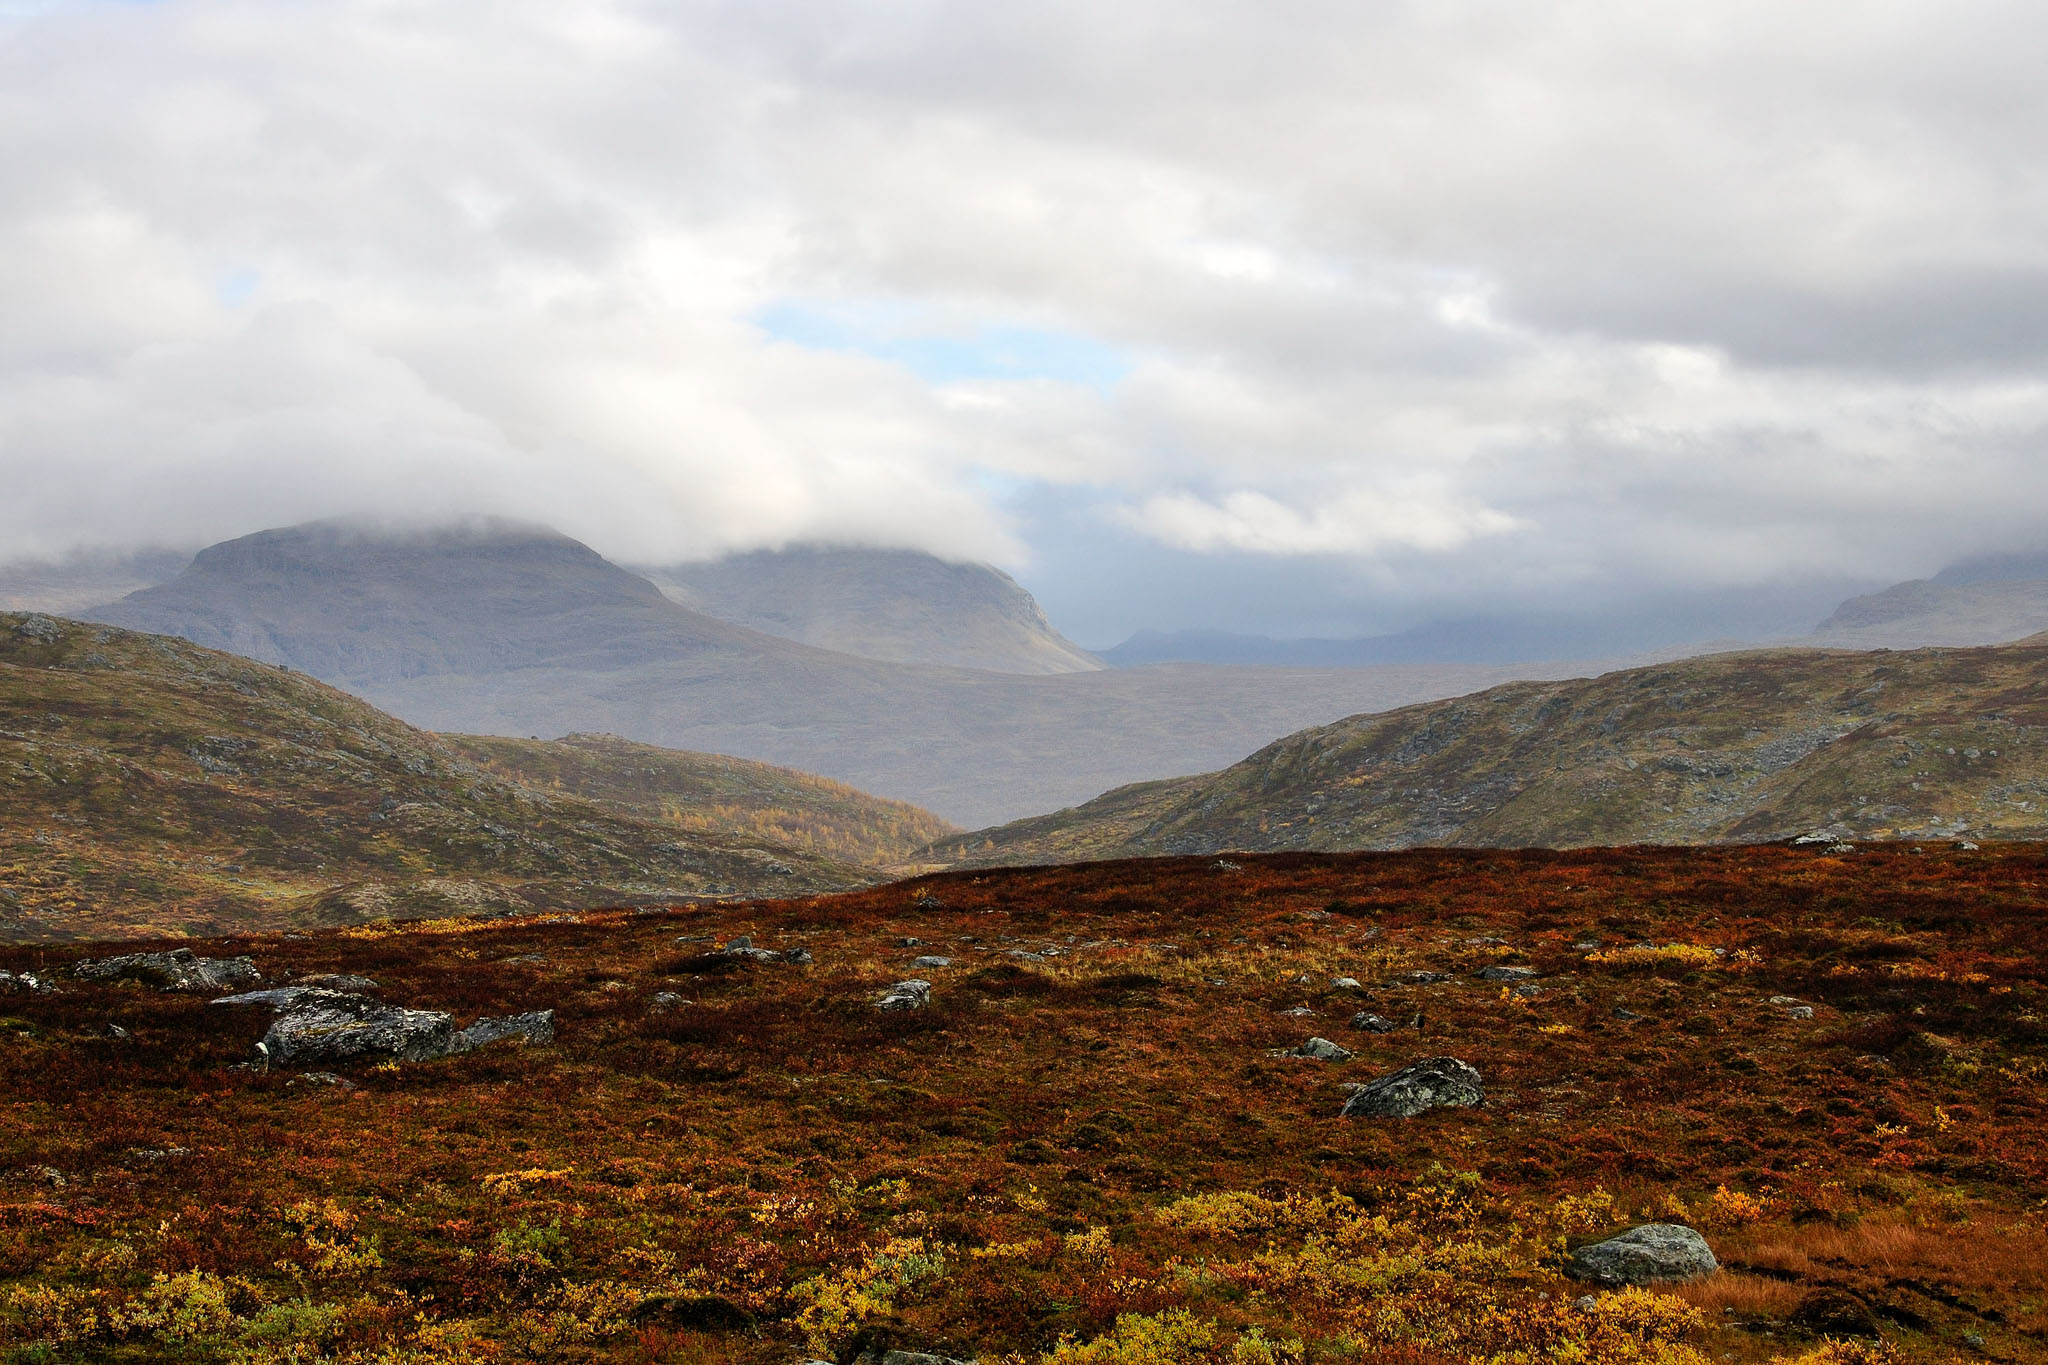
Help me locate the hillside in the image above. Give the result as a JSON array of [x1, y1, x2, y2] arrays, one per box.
[[642, 545, 1103, 675], [0, 613, 912, 942], [932, 637, 2048, 863], [85, 520, 1579, 826], [1, 846, 2042, 1362], [440, 732, 955, 869]]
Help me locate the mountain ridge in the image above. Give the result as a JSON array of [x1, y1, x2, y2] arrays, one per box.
[[929, 635, 2048, 863]]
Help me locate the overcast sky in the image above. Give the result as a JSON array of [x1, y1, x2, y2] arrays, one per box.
[[4, 0, 2047, 642]]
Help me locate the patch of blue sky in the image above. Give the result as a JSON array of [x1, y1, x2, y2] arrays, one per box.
[[214, 268, 261, 308], [753, 299, 1131, 392]]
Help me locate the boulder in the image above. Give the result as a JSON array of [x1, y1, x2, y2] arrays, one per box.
[[877, 979, 932, 1012], [1565, 1224, 1718, 1285], [258, 993, 460, 1067], [912, 955, 954, 969], [1349, 1012, 1398, 1033], [1476, 965, 1537, 983], [0, 969, 55, 995], [295, 974, 380, 994], [453, 1010, 555, 1051], [73, 948, 260, 993], [1274, 1037, 1353, 1061], [1339, 1056, 1484, 1118], [1389, 971, 1449, 986], [224, 988, 554, 1068]]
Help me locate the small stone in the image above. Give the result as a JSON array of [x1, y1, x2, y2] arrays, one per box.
[[1612, 1007, 1644, 1021], [287, 1071, 357, 1091], [294, 974, 380, 994], [1330, 976, 1363, 991], [649, 992, 688, 1010], [1390, 971, 1449, 986], [1783, 1005, 1815, 1020], [1465, 936, 1507, 946], [1279, 1006, 1316, 1018], [1565, 1224, 1718, 1285], [1511, 983, 1543, 998], [1768, 995, 1801, 1005], [1957, 841, 1979, 851], [1350, 1012, 1398, 1033], [1339, 1056, 1484, 1118], [1477, 965, 1538, 983], [912, 955, 953, 969], [1574, 1295, 1598, 1312]]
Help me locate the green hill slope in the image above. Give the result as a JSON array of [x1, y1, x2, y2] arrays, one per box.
[[0, 613, 926, 941], [933, 637, 2048, 862]]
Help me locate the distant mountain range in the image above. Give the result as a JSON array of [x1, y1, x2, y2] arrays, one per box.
[[639, 545, 1101, 675], [929, 634, 2048, 863], [1, 611, 945, 942], [78, 520, 1561, 826]]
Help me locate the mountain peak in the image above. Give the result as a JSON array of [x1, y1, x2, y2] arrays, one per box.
[[639, 543, 1101, 675]]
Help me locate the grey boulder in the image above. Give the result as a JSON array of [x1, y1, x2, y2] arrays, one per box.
[[73, 948, 260, 993], [1349, 1012, 1398, 1033], [877, 979, 932, 1012], [1273, 1037, 1353, 1061], [453, 1010, 555, 1050], [1566, 1224, 1719, 1285], [1475, 965, 1537, 983], [1339, 1056, 1484, 1118], [0, 969, 56, 995]]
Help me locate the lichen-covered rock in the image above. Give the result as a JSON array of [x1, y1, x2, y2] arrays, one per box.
[[720, 937, 811, 964], [1350, 1012, 1398, 1032], [259, 993, 459, 1067], [1339, 1056, 1484, 1118], [73, 949, 260, 993], [453, 1010, 555, 1051], [1565, 1224, 1718, 1285], [1273, 1037, 1353, 1061], [877, 979, 932, 1011], [0, 969, 55, 995], [1475, 965, 1537, 983]]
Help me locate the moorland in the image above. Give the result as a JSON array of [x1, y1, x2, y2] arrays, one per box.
[[1, 844, 2042, 1363]]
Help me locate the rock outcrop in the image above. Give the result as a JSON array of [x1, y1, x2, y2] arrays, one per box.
[[73, 949, 260, 993], [1339, 1056, 1484, 1118]]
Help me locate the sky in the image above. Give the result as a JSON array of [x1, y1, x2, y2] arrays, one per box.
[[3, 0, 2047, 644]]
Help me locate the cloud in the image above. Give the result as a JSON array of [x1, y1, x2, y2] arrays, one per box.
[[3, 0, 2047, 628]]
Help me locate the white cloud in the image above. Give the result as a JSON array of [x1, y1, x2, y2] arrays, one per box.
[[2, 0, 2047, 617]]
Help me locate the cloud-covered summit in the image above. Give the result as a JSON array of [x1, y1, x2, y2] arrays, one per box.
[[5, 0, 2047, 638]]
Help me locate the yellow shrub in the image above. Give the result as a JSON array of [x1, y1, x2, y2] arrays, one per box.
[[792, 1236, 947, 1352], [1044, 1309, 1219, 1365], [4, 1282, 105, 1345], [1588, 943, 1722, 969], [109, 1270, 259, 1343]]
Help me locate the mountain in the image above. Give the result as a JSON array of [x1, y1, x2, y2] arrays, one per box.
[[84, 520, 1587, 827], [1814, 577, 2048, 649], [929, 635, 2048, 863], [638, 544, 1102, 675], [0, 548, 189, 615], [0, 611, 936, 942]]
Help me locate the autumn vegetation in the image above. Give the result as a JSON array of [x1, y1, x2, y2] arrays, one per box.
[[0, 614, 952, 942], [1, 843, 2040, 1362]]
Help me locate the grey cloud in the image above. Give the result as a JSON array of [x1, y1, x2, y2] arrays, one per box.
[[2, 0, 2047, 629]]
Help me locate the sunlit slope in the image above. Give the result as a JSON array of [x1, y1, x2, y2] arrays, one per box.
[[0, 614, 904, 941], [934, 637, 2048, 862]]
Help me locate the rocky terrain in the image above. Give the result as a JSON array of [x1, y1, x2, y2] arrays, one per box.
[[931, 636, 2048, 865], [641, 545, 1103, 675], [0, 612, 941, 942], [82, 520, 1570, 826], [0, 845, 2039, 1362]]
